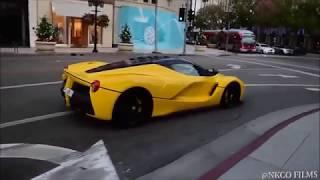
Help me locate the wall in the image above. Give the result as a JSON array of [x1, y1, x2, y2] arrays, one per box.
[[117, 5, 185, 51], [113, 0, 185, 45]]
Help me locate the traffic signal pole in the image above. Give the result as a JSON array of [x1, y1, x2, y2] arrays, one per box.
[[183, 0, 190, 55], [153, 0, 159, 53]]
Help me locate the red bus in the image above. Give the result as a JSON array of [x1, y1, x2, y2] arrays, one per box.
[[203, 29, 256, 53]]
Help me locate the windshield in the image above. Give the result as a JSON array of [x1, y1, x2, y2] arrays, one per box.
[[242, 36, 255, 44]]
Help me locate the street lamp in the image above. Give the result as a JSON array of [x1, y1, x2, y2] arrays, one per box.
[[88, 0, 104, 53]]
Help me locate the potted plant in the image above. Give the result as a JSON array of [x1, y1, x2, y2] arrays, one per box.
[[33, 16, 57, 51], [195, 31, 207, 51], [118, 24, 133, 51]]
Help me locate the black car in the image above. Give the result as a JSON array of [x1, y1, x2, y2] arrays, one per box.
[[273, 46, 294, 55], [293, 46, 307, 55]]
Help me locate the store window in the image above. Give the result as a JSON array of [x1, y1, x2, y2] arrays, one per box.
[[52, 13, 67, 44], [88, 25, 103, 44]]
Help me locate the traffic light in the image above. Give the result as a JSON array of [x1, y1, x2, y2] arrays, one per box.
[[178, 8, 185, 22], [187, 9, 195, 22]]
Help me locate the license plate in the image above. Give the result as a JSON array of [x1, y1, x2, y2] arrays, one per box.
[[63, 88, 74, 97]]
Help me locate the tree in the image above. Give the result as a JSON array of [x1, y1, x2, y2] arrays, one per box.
[[231, 0, 256, 28], [83, 14, 110, 28], [194, 4, 227, 30]]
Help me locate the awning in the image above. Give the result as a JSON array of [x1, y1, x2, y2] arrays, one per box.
[[52, 0, 106, 18]]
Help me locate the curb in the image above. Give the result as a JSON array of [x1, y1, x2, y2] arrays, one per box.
[[200, 107, 320, 180], [137, 104, 320, 180]]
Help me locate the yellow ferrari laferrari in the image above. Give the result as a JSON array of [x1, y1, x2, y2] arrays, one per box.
[[61, 56, 245, 126]]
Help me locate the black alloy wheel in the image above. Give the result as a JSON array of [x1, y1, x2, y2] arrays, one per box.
[[220, 83, 241, 108], [113, 90, 152, 128]]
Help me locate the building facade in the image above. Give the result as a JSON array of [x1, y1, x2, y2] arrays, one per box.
[[0, 0, 30, 47], [0, 0, 186, 51], [114, 0, 185, 51]]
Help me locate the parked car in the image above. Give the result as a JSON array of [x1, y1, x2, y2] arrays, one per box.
[[274, 46, 294, 55], [256, 43, 275, 54], [293, 46, 307, 55]]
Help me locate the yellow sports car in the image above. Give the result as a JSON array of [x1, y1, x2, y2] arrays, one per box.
[[61, 56, 244, 126]]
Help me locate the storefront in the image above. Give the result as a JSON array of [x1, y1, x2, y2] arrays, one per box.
[[0, 0, 29, 47], [29, 0, 113, 48], [117, 5, 184, 52]]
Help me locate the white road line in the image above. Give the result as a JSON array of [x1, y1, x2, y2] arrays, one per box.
[[211, 56, 320, 78], [218, 68, 281, 72], [246, 84, 320, 87], [305, 88, 320, 92], [0, 81, 62, 90], [239, 57, 320, 71], [0, 111, 72, 129], [0, 143, 77, 164], [0, 141, 119, 180]]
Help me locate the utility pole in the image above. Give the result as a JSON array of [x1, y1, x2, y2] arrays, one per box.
[[153, 0, 159, 53], [225, 0, 231, 54], [183, 0, 190, 55]]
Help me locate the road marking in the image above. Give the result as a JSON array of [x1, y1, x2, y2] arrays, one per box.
[[211, 56, 320, 78], [0, 111, 72, 129], [0, 81, 62, 90], [226, 64, 241, 69], [0, 140, 119, 180], [218, 68, 276, 72], [0, 143, 76, 164], [239, 57, 320, 71], [258, 74, 298, 78], [305, 88, 320, 92], [246, 84, 320, 87]]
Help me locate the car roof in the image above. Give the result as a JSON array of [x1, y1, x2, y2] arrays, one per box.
[[86, 56, 192, 73]]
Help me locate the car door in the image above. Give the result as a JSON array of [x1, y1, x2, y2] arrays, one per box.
[[168, 63, 218, 103]]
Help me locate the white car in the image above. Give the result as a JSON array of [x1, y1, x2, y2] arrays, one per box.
[[256, 43, 275, 54]]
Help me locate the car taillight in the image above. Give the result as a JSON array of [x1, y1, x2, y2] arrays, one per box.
[[91, 80, 100, 92]]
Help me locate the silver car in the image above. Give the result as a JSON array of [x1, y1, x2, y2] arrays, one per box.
[[256, 43, 275, 54]]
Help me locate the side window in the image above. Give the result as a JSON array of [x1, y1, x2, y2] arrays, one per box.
[[171, 64, 199, 76]]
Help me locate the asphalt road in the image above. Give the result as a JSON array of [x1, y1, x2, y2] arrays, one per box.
[[0, 53, 319, 180]]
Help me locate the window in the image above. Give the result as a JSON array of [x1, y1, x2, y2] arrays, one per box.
[[143, 0, 148, 3], [171, 64, 199, 76], [52, 13, 67, 44], [88, 25, 103, 44], [152, 0, 157, 4]]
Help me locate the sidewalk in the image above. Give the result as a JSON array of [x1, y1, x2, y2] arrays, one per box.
[[0, 45, 231, 57], [0, 47, 118, 55], [137, 104, 320, 180]]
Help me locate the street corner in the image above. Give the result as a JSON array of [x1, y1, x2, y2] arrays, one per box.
[[0, 140, 119, 180]]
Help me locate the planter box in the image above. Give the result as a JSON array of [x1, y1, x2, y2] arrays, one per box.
[[195, 45, 207, 52], [118, 43, 133, 51], [207, 43, 216, 48], [35, 41, 56, 51]]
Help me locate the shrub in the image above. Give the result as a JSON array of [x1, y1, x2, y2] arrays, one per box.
[[33, 16, 56, 42], [120, 24, 132, 43]]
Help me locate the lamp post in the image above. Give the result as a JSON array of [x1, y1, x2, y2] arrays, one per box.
[[88, 0, 104, 53]]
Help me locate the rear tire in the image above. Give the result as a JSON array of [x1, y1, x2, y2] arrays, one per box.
[[112, 88, 153, 128], [220, 83, 241, 108]]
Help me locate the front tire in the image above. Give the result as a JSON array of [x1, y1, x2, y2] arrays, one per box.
[[220, 83, 241, 108], [112, 89, 153, 128]]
